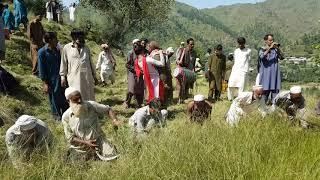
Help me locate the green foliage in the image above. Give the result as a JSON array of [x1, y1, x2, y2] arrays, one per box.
[[76, 0, 174, 50], [24, 0, 46, 15]]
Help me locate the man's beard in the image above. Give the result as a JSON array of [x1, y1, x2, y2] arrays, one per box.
[[70, 102, 88, 118]]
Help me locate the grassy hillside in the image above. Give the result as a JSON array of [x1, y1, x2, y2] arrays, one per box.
[[0, 17, 320, 179]]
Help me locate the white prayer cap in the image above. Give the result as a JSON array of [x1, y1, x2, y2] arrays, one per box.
[[196, 58, 200, 61], [194, 94, 205, 102], [65, 87, 80, 99], [253, 85, 263, 91], [180, 42, 185, 45], [132, 39, 140, 44], [101, 44, 109, 49], [290, 86, 302, 94], [14, 115, 37, 134], [166, 47, 174, 53]]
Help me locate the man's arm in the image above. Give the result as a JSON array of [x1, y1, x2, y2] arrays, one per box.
[[38, 50, 49, 93], [60, 46, 68, 87]]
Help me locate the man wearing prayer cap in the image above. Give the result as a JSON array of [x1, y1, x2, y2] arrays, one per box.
[[129, 98, 168, 135], [163, 47, 175, 104], [123, 39, 144, 108], [271, 86, 310, 128], [62, 87, 122, 161], [5, 115, 53, 167], [187, 94, 212, 124], [226, 85, 268, 126]]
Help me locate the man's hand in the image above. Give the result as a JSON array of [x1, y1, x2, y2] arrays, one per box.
[[85, 139, 98, 149], [43, 83, 49, 94], [61, 79, 67, 87]]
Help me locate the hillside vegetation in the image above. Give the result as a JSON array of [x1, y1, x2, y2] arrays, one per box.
[[0, 1, 320, 179]]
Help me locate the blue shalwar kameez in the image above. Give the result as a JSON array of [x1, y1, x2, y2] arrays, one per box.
[[38, 45, 69, 120], [2, 8, 15, 31], [13, 0, 28, 29]]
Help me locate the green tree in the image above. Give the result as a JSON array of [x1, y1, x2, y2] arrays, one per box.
[[78, 0, 174, 50]]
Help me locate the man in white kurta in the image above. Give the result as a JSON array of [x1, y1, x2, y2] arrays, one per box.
[[60, 30, 96, 101], [6, 115, 53, 167], [96, 44, 116, 85], [226, 85, 267, 126], [228, 37, 251, 100], [62, 87, 121, 161]]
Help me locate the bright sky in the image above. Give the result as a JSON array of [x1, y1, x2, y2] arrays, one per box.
[[62, 0, 265, 8]]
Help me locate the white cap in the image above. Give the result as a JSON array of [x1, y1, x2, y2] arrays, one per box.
[[65, 87, 79, 99], [290, 86, 302, 94], [15, 115, 37, 134], [253, 85, 263, 91], [132, 39, 140, 44], [194, 94, 205, 102], [166, 47, 174, 53], [180, 42, 185, 45], [196, 58, 200, 61]]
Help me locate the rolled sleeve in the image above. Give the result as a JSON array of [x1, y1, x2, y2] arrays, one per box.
[[62, 114, 74, 143], [89, 101, 111, 115]]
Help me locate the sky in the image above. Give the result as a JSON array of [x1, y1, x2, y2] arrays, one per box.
[[62, 0, 266, 8]]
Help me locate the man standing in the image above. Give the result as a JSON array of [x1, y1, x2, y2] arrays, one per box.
[[187, 94, 212, 124], [164, 47, 175, 105], [38, 32, 69, 121], [6, 115, 53, 167], [176, 38, 197, 101], [226, 85, 267, 126], [123, 39, 144, 108], [62, 87, 122, 161], [96, 44, 116, 85], [207, 44, 226, 101], [271, 86, 310, 128], [69, 3, 76, 22], [60, 30, 97, 101], [129, 98, 168, 135], [28, 13, 45, 75], [258, 34, 284, 104], [2, 4, 15, 32], [10, 0, 28, 30], [228, 37, 251, 100]]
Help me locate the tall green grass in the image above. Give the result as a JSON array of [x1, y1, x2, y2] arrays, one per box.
[[0, 21, 320, 179]]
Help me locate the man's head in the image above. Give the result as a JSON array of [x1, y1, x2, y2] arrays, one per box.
[[237, 37, 246, 49], [65, 87, 88, 118], [207, 48, 212, 54], [141, 39, 149, 49], [227, 53, 234, 61], [101, 44, 109, 52], [148, 98, 161, 115], [214, 44, 223, 56], [253, 85, 264, 100], [44, 32, 58, 47], [180, 42, 185, 48], [71, 30, 86, 47], [148, 41, 160, 53], [13, 115, 38, 143], [290, 86, 303, 104], [132, 38, 141, 51], [264, 33, 274, 47], [166, 47, 174, 57], [187, 38, 194, 51], [194, 94, 206, 107]]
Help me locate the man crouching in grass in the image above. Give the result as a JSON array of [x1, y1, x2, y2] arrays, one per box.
[[187, 94, 212, 125], [62, 87, 122, 162]]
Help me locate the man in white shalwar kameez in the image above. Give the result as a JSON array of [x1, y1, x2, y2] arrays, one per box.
[[226, 85, 267, 126], [62, 87, 122, 161], [228, 37, 251, 100], [96, 44, 116, 85], [60, 30, 97, 101]]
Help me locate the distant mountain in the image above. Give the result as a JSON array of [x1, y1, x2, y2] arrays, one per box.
[[138, 0, 320, 57]]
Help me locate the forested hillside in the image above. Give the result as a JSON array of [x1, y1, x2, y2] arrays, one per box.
[[139, 0, 320, 57]]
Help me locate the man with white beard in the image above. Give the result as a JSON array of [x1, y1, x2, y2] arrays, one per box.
[[226, 85, 268, 126], [62, 87, 122, 161]]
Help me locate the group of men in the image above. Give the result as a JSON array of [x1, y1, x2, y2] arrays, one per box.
[[1, 9, 320, 166], [1, 0, 28, 32]]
